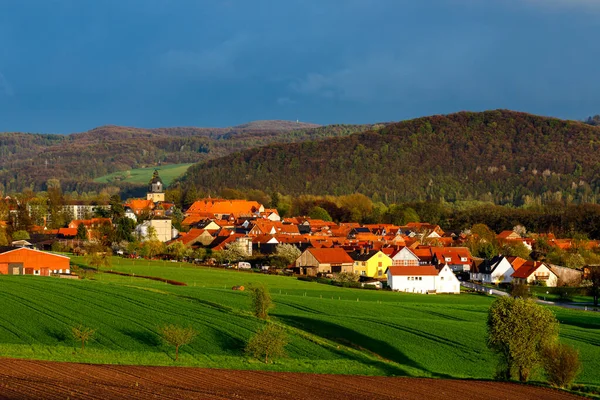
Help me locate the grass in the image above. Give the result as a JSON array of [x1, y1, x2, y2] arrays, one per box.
[[93, 163, 193, 186], [0, 256, 599, 386]]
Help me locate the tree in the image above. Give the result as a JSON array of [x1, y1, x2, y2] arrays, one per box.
[[245, 324, 287, 363], [308, 206, 332, 222], [273, 244, 301, 266], [11, 230, 30, 241], [249, 284, 272, 319], [71, 324, 95, 351], [587, 265, 600, 307], [109, 194, 125, 219], [76, 223, 88, 240], [158, 324, 197, 361], [167, 241, 189, 261], [222, 241, 248, 262], [542, 342, 581, 388], [85, 243, 112, 271], [487, 297, 559, 382]]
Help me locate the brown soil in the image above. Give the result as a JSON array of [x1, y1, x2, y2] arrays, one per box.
[[0, 359, 582, 400]]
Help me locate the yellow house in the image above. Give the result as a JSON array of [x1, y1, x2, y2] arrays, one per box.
[[350, 250, 393, 278]]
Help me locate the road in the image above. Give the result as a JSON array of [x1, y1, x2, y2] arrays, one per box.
[[461, 282, 599, 312]]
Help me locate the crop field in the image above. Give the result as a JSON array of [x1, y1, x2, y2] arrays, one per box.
[[0, 256, 599, 386], [93, 163, 193, 186]]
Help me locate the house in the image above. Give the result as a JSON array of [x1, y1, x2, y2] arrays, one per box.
[[62, 201, 110, 220], [389, 246, 420, 266], [432, 247, 473, 272], [512, 261, 558, 287], [349, 249, 393, 278], [136, 218, 173, 242], [0, 247, 70, 276], [470, 255, 518, 284], [295, 248, 354, 276], [386, 265, 460, 294]]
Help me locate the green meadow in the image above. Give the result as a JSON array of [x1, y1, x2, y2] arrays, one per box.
[[0, 256, 598, 386], [93, 163, 193, 186]]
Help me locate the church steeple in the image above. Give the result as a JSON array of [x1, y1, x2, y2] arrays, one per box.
[[147, 170, 165, 202]]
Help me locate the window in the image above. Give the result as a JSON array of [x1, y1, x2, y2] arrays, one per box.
[[378, 270, 383, 276], [361, 271, 366, 276], [445, 257, 452, 262], [378, 253, 382, 258], [461, 257, 468, 262], [419, 277, 422, 281], [440, 277, 444, 280], [33, 270, 40, 276], [378, 262, 382, 267]]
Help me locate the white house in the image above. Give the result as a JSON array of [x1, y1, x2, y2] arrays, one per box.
[[390, 246, 420, 266], [436, 264, 461, 294], [470, 255, 517, 284], [386, 265, 460, 294], [512, 261, 558, 287]]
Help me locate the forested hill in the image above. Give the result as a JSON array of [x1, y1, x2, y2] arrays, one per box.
[[0, 121, 371, 194], [180, 110, 600, 205]]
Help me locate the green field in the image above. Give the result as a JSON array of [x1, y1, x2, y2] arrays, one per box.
[[93, 163, 193, 186], [0, 257, 598, 386]]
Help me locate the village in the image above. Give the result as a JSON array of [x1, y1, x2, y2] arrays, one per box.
[[0, 170, 593, 298]]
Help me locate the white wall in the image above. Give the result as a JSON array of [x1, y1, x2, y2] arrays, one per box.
[[436, 265, 460, 294]]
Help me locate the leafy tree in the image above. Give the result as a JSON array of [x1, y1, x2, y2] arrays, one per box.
[[487, 297, 559, 382], [246, 324, 287, 364], [249, 284, 272, 320], [114, 217, 136, 242], [273, 244, 301, 266], [308, 206, 332, 222], [158, 324, 197, 361], [222, 241, 248, 262], [511, 283, 531, 299], [542, 342, 581, 388], [587, 266, 600, 307], [71, 324, 95, 351], [11, 230, 30, 241], [500, 242, 530, 259], [85, 243, 112, 271], [109, 194, 125, 219], [76, 223, 88, 240], [167, 241, 189, 261]]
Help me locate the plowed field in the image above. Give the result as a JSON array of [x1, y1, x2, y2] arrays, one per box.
[[0, 359, 581, 400]]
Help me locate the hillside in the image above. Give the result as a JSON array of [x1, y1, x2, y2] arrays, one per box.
[[180, 110, 600, 205], [0, 121, 368, 194]]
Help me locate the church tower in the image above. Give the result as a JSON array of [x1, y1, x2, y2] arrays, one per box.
[[147, 170, 165, 202]]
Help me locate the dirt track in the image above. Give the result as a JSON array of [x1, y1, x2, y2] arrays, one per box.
[[0, 359, 582, 400]]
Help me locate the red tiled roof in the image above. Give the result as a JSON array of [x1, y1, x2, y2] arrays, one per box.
[[512, 261, 546, 279], [386, 266, 439, 276], [308, 248, 353, 264]]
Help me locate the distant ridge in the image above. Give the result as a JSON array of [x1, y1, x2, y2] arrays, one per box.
[[179, 109, 600, 205]]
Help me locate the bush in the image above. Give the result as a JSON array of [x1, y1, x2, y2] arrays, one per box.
[[511, 283, 531, 299], [71, 324, 95, 351], [543, 343, 581, 388]]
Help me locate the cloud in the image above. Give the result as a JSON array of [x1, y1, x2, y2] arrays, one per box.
[[517, 0, 600, 9], [0, 72, 13, 96], [161, 34, 250, 79], [276, 97, 296, 105]]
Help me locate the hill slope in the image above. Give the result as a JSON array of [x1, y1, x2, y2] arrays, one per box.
[[180, 110, 600, 205], [0, 121, 371, 194]]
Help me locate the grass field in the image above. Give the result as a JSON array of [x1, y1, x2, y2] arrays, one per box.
[[0, 256, 598, 386], [93, 163, 193, 186]]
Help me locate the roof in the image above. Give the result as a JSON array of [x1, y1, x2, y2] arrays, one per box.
[[512, 261, 548, 279], [0, 247, 71, 260], [187, 199, 263, 216], [497, 230, 521, 240], [307, 248, 354, 264], [349, 250, 382, 262], [506, 256, 527, 271], [386, 266, 439, 276]]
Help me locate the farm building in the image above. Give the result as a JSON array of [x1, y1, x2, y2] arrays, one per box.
[[0, 247, 70, 276], [295, 248, 354, 276], [386, 265, 460, 294]]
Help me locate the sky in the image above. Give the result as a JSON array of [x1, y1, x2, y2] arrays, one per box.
[[0, 0, 599, 133]]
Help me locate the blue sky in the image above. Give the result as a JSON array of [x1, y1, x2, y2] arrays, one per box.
[[0, 0, 599, 133]]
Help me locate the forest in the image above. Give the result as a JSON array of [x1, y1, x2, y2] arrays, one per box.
[[179, 110, 600, 206], [0, 121, 370, 195]]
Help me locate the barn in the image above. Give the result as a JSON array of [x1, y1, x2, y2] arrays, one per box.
[[0, 248, 71, 276]]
